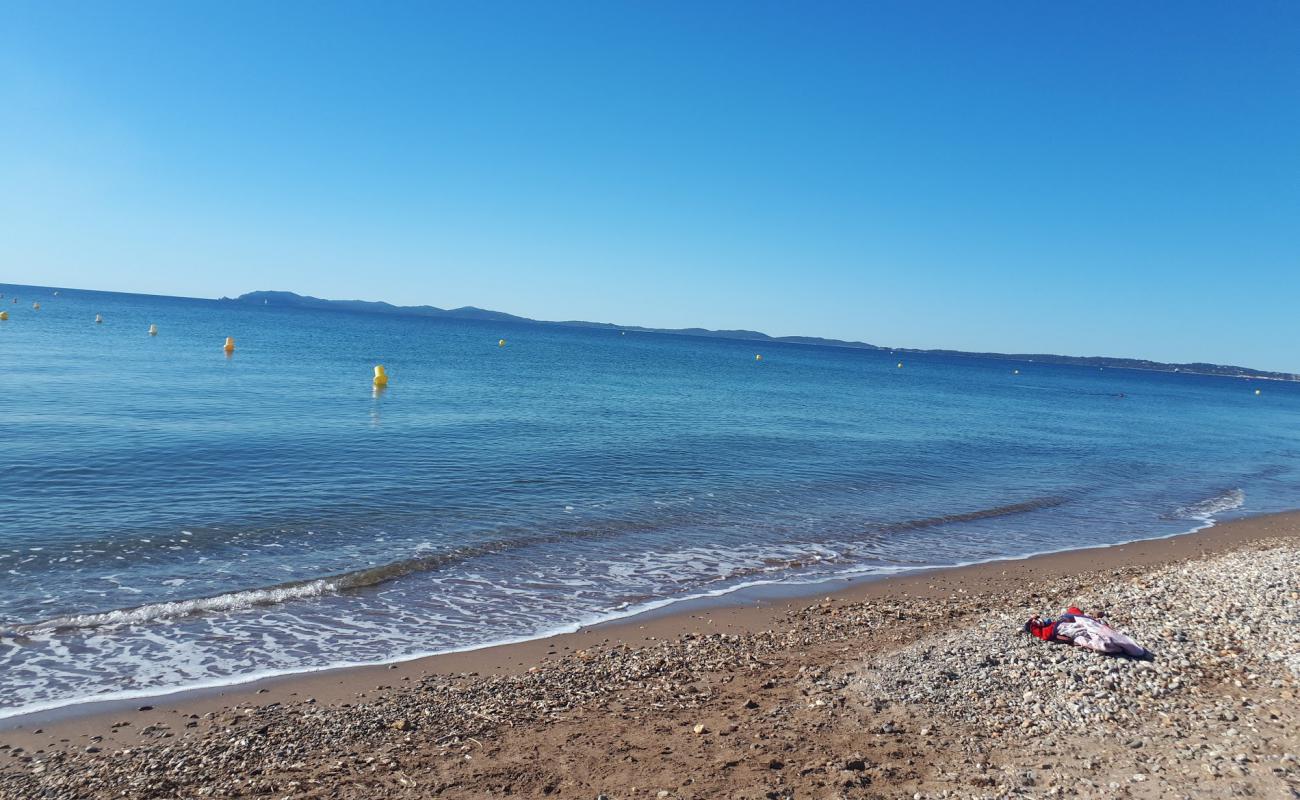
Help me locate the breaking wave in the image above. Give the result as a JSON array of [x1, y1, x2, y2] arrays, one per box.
[[16, 540, 522, 633], [16, 496, 1071, 634], [18, 580, 339, 633], [1171, 488, 1245, 521], [20, 494, 1076, 632]]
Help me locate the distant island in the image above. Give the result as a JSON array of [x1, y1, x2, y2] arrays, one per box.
[[227, 291, 1298, 382]]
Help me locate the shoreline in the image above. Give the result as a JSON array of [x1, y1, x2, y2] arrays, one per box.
[[2, 508, 1294, 745], [0, 509, 1244, 730], [4, 510, 1296, 798]]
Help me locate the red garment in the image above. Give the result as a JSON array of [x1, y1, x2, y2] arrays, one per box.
[[1026, 606, 1087, 642], [1026, 618, 1057, 641]]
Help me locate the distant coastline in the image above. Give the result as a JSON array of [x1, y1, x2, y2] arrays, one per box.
[[226, 290, 1298, 382]]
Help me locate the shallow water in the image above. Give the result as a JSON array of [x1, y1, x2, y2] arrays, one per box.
[[2, 283, 1298, 716]]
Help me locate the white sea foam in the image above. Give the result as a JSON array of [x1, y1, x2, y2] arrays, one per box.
[[1174, 488, 1246, 521], [20, 579, 338, 633]]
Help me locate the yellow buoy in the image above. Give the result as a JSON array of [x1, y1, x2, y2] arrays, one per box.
[[148, 324, 158, 336], [223, 336, 236, 354], [373, 365, 389, 387], [498, 339, 506, 347], [95, 314, 103, 324], [0, 311, 8, 320], [1255, 389, 1261, 396], [755, 354, 762, 361], [897, 361, 903, 368], [32, 302, 40, 310]]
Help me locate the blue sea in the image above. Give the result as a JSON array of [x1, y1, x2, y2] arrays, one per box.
[[2, 284, 1298, 718]]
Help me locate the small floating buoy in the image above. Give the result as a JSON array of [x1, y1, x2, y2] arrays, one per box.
[[897, 361, 903, 368], [373, 365, 388, 387], [95, 314, 103, 324], [1254, 389, 1261, 396], [32, 302, 40, 310], [53, 290, 59, 296], [0, 311, 8, 320], [755, 354, 762, 361], [223, 336, 235, 354], [1013, 369, 1019, 375], [148, 324, 158, 336], [498, 339, 506, 347]]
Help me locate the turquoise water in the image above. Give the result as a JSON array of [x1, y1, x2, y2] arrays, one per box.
[[2, 283, 1298, 716]]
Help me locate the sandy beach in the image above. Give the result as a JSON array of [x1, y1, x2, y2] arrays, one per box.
[[2, 512, 1297, 799]]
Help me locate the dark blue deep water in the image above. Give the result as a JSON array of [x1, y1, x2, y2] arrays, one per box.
[[2, 284, 1298, 715]]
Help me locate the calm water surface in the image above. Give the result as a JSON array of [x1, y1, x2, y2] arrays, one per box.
[[2, 284, 1298, 716]]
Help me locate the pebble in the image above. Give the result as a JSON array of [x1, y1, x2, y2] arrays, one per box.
[[2, 538, 1295, 799]]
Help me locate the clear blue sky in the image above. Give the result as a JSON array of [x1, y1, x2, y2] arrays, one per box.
[[2, 2, 1297, 370]]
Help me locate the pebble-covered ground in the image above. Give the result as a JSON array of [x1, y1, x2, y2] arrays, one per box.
[[853, 541, 1300, 797], [1, 538, 1296, 799]]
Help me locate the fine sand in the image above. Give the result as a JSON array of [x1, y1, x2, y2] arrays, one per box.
[[2, 512, 1297, 798]]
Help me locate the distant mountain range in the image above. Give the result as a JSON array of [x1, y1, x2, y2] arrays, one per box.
[[227, 291, 1297, 381]]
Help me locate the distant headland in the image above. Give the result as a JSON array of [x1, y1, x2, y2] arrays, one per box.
[[226, 290, 1297, 382]]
